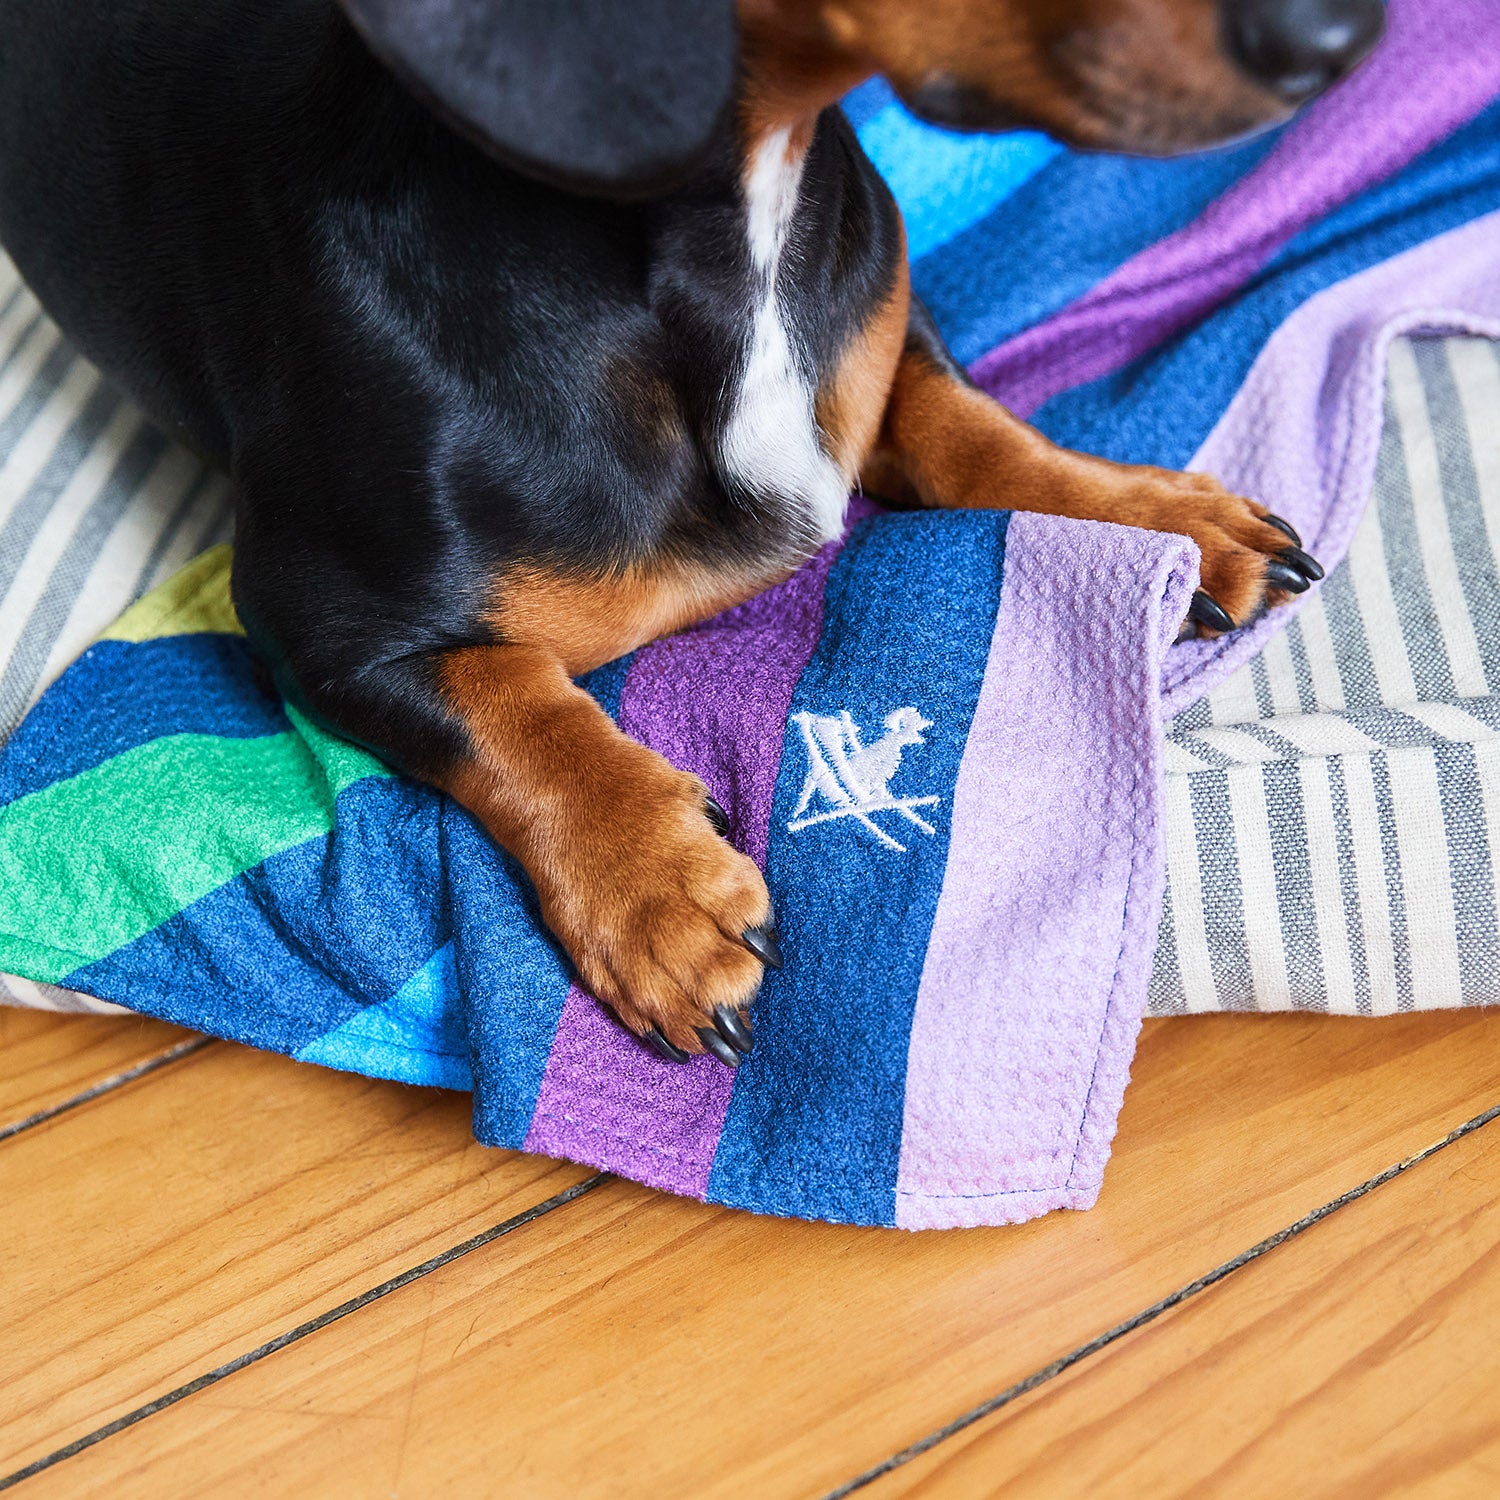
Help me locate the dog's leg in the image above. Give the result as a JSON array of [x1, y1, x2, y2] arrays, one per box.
[[433, 643, 775, 1059], [864, 300, 1322, 632], [255, 571, 780, 1063]]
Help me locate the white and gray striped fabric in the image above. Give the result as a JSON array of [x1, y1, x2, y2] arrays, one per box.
[[0, 252, 231, 1013], [2, 246, 1498, 1017], [1152, 336, 1500, 1013], [0, 255, 233, 740]]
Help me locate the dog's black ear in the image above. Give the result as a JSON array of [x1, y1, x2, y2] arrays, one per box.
[[336, 0, 740, 198]]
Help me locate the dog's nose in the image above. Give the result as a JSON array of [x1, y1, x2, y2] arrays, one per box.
[[1222, 0, 1385, 102]]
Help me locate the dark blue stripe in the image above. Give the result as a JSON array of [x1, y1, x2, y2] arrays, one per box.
[[0, 634, 288, 807], [447, 804, 576, 1147], [915, 130, 1279, 364], [1030, 99, 1500, 466], [52, 690, 576, 1124], [578, 651, 634, 721], [707, 509, 1008, 1225], [63, 776, 451, 1055]]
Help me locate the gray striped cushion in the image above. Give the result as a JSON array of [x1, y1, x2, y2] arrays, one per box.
[[2, 244, 1498, 1015], [1153, 337, 1500, 1013], [0, 252, 230, 1014], [0, 254, 233, 741]]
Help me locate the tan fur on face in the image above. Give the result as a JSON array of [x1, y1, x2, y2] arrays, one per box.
[[739, 0, 1292, 152]]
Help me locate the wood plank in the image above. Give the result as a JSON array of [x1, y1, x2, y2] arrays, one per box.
[[876, 1106, 1500, 1498], [0, 1042, 592, 1476], [0, 1007, 197, 1134], [20, 1010, 1500, 1500]]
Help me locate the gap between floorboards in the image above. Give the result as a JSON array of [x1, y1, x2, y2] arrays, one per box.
[[0, 1171, 612, 1492], [820, 1097, 1500, 1500], [0, 1036, 216, 1145]]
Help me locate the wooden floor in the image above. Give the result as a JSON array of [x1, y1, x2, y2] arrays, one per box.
[[3, 1004, 1499, 1497]]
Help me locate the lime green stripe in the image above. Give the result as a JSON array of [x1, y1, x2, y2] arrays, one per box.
[[0, 709, 389, 983], [99, 544, 243, 643]]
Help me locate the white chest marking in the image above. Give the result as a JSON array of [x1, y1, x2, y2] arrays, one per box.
[[719, 128, 850, 546]]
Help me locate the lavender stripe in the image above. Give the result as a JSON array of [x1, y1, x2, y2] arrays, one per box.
[[1161, 209, 1500, 717], [895, 512, 1196, 1229], [521, 503, 878, 1196], [969, 0, 1500, 417]]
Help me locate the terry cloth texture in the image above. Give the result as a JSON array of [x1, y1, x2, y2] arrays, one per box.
[[2, 0, 1500, 1227]]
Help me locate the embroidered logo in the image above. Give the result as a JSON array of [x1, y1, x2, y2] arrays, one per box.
[[787, 707, 940, 852]]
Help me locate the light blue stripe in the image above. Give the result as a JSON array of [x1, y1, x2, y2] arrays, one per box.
[[298, 940, 472, 1089], [916, 132, 1277, 363], [856, 103, 1062, 260]]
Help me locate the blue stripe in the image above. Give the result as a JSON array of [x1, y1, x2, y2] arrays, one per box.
[[0, 635, 288, 807], [55, 691, 577, 1120], [1030, 99, 1500, 466], [706, 509, 1008, 1225], [914, 130, 1279, 364], [297, 940, 473, 1089], [1, 630, 630, 810], [856, 104, 1062, 260], [63, 776, 451, 1055], [449, 804, 576, 1148], [841, 77, 895, 134], [578, 651, 634, 721]]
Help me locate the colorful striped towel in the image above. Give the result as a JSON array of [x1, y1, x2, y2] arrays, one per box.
[[2, 0, 1499, 1228]]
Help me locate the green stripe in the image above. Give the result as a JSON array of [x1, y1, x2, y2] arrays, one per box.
[[0, 707, 389, 983]]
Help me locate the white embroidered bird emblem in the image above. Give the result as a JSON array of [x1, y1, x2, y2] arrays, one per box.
[[787, 706, 940, 852]]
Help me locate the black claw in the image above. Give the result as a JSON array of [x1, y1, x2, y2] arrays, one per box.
[[1188, 590, 1236, 634], [1264, 560, 1311, 595], [1175, 620, 1199, 643], [644, 1027, 690, 1064], [697, 1027, 742, 1067], [704, 794, 731, 838], [741, 921, 784, 971], [713, 1004, 754, 1055], [1279, 545, 1325, 582], [1264, 513, 1302, 547]]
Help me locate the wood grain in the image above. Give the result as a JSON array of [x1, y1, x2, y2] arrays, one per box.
[[0, 1007, 197, 1135], [876, 1107, 1500, 1498], [18, 1010, 1500, 1499], [0, 1042, 592, 1475]]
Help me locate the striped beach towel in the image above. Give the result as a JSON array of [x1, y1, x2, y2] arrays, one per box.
[[2, 0, 1500, 1227]]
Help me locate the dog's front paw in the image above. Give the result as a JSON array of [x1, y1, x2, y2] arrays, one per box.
[[535, 768, 780, 1066], [1115, 469, 1324, 637]]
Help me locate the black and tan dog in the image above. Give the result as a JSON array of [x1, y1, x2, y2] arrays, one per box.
[[0, 0, 1379, 1063]]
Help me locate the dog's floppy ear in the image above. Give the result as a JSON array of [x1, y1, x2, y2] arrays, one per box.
[[337, 0, 740, 198]]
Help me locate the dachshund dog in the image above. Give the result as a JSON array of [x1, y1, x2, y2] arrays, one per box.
[[0, 0, 1380, 1064]]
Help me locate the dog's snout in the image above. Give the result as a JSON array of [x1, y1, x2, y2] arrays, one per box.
[[1221, 0, 1385, 103]]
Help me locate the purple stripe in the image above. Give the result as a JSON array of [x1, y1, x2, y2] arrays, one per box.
[[969, 0, 1500, 418], [522, 502, 878, 1195], [895, 511, 1196, 1229], [1163, 208, 1500, 715]]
